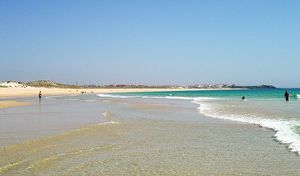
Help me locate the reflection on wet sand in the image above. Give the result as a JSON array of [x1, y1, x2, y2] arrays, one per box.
[[0, 101, 31, 108], [2, 118, 300, 175], [1, 96, 300, 175], [130, 102, 170, 110]]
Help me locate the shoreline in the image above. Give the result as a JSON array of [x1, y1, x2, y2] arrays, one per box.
[[1, 94, 300, 175], [0, 87, 244, 99]]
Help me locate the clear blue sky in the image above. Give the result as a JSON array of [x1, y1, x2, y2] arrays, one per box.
[[1, 0, 300, 87]]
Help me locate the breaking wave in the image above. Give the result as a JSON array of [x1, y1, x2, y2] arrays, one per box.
[[192, 100, 300, 155], [97, 93, 300, 155]]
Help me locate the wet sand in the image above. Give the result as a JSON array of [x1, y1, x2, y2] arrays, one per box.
[[0, 101, 31, 108], [1, 95, 300, 175], [0, 87, 209, 99]]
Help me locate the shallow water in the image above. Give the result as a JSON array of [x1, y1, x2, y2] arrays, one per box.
[[1, 94, 300, 175], [111, 89, 300, 154]]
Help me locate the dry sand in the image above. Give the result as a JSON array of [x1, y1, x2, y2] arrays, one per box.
[[0, 86, 236, 108]]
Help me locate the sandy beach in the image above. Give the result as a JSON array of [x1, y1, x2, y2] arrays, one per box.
[[0, 86, 234, 109], [0, 87, 187, 109], [2, 0, 300, 175], [1, 94, 300, 175], [0, 87, 192, 98]]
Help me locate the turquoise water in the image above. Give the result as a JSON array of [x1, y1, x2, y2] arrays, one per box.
[[113, 88, 300, 100], [99, 88, 300, 154]]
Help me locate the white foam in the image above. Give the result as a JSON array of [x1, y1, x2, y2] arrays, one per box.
[[96, 93, 300, 154], [97, 93, 220, 101], [165, 96, 195, 100], [102, 111, 110, 117], [64, 98, 79, 101], [44, 95, 73, 99], [99, 121, 121, 125], [192, 100, 300, 155], [97, 94, 132, 99], [84, 99, 97, 102]]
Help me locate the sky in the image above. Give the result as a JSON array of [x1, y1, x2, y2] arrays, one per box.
[[1, 0, 300, 87]]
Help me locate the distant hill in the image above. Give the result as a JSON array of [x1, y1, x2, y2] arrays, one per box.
[[25, 80, 80, 88]]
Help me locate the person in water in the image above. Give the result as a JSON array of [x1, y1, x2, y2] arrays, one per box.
[[284, 91, 289, 101], [242, 96, 245, 100], [38, 91, 42, 99]]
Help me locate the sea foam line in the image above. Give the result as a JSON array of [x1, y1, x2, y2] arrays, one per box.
[[97, 93, 220, 101], [192, 100, 300, 155], [97, 93, 300, 155], [97, 94, 133, 98]]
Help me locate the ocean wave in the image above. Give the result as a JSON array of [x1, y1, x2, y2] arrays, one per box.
[[192, 100, 300, 155], [45, 95, 79, 100], [64, 98, 80, 101], [97, 94, 167, 99], [97, 94, 133, 98], [98, 93, 300, 154], [84, 99, 97, 102], [164, 96, 195, 100], [97, 93, 221, 101]]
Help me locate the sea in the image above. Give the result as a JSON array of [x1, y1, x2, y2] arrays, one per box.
[[99, 88, 300, 154], [1, 88, 300, 175]]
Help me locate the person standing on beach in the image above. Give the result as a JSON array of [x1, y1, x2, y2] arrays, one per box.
[[284, 91, 289, 101], [38, 91, 42, 99]]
